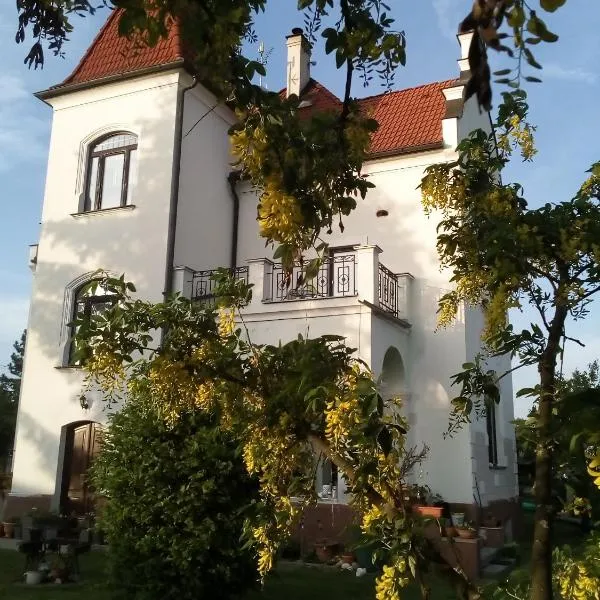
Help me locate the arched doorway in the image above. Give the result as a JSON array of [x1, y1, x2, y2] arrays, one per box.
[[380, 346, 406, 400], [59, 421, 102, 516]]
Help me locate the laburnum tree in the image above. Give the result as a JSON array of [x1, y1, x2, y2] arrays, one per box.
[[421, 90, 600, 600], [73, 276, 472, 600]]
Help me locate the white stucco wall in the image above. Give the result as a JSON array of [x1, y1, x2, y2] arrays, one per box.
[[174, 76, 237, 271], [11, 70, 183, 501]]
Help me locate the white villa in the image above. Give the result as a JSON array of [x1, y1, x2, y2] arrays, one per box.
[[5, 10, 519, 547]]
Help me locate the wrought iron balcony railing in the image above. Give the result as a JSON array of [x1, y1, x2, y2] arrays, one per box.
[[191, 266, 249, 304], [266, 255, 357, 302]]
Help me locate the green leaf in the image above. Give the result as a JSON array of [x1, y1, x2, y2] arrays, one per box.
[[540, 0, 567, 12], [377, 427, 393, 457]]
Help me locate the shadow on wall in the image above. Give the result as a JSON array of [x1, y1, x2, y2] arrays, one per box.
[[13, 90, 182, 498]]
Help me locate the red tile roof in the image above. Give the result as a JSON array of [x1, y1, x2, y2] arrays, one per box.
[[280, 79, 455, 156], [56, 9, 185, 89], [359, 80, 456, 155], [50, 10, 455, 157]]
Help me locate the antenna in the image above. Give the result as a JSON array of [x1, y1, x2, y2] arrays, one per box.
[[257, 41, 273, 89]]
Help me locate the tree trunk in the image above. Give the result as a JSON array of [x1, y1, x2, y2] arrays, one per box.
[[530, 304, 567, 600]]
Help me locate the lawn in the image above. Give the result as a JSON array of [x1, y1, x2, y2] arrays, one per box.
[[0, 549, 458, 600], [0, 517, 588, 600]]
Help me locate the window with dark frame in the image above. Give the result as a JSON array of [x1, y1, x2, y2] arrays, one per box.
[[486, 403, 499, 466], [68, 282, 117, 365], [84, 133, 138, 211]]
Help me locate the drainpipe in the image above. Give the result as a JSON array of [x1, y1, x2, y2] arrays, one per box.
[[163, 75, 198, 300], [227, 171, 241, 269]]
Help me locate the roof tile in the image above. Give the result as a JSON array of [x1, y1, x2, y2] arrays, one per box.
[[56, 9, 184, 89]]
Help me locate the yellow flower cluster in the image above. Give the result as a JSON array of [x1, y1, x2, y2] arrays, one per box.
[[217, 307, 236, 338], [587, 454, 600, 490], [361, 504, 384, 535], [421, 168, 466, 215], [375, 561, 410, 600], [324, 368, 361, 448], [252, 524, 277, 577], [148, 358, 197, 425], [558, 562, 600, 600], [498, 114, 537, 161], [258, 176, 304, 245], [84, 350, 125, 399]]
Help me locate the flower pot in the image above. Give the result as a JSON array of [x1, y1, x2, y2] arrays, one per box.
[[451, 513, 465, 527], [25, 570, 43, 585], [2, 522, 15, 538], [414, 506, 444, 518], [340, 552, 355, 564], [456, 527, 477, 539], [315, 543, 334, 563], [51, 568, 69, 583], [444, 526, 457, 538]]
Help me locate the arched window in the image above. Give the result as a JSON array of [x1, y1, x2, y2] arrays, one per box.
[[69, 280, 117, 364], [84, 132, 138, 211]]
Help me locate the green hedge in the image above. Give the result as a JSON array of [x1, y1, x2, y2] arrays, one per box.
[[92, 396, 259, 600]]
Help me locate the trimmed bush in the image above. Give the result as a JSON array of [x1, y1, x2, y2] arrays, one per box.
[[92, 395, 259, 600]]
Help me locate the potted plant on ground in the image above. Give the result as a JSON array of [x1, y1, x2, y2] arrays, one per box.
[[455, 521, 478, 539], [2, 517, 16, 538], [49, 555, 70, 584]]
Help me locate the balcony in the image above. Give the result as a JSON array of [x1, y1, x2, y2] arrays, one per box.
[[173, 245, 413, 322]]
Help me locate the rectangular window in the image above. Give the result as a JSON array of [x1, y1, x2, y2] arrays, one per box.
[[100, 153, 125, 209], [487, 403, 499, 465]]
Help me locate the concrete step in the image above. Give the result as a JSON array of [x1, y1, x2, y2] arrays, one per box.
[[480, 546, 501, 568], [481, 558, 517, 579]]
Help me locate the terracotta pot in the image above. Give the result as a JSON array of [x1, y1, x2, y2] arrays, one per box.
[[456, 527, 477, 539], [340, 552, 355, 564], [2, 522, 15, 538], [414, 506, 444, 518], [315, 543, 334, 563]]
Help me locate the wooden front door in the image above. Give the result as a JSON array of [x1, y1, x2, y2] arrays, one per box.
[[60, 422, 102, 516]]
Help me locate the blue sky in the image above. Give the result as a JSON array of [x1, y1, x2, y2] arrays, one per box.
[[0, 1, 598, 415]]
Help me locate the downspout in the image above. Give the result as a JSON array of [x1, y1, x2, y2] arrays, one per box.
[[163, 75, 198, 299], [227, 171, 241, 269]]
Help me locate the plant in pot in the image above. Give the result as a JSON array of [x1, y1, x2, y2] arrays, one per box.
[[49, 555, 70, 584], [455, 521, 478, 539], [414, 491, 445, 519], [314, 540, 337, 563], [443, 518, 457, 538], [2, 517, 16, 538]]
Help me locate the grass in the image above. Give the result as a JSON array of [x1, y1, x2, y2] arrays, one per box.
[[0, 549, 457, 600], [0, 517, 589, 600]]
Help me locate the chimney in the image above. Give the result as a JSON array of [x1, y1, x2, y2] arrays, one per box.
[[286, 27, 311, 98], [457, 30, 474, 81]]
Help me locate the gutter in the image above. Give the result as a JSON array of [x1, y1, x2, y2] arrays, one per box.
[[163, 75, 199, 299], [227, 171, 241, 269]]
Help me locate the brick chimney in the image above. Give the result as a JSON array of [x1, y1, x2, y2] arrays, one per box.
[[286, 27, 311, 97]]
